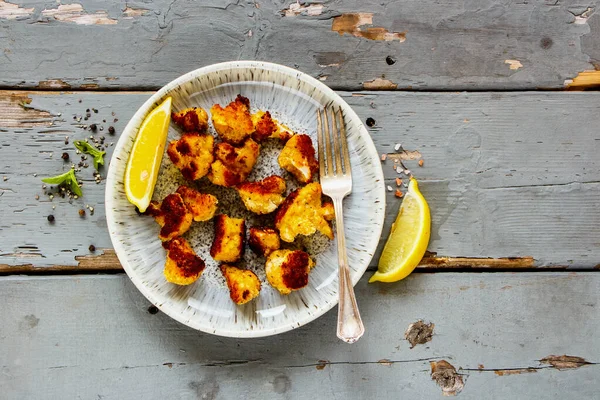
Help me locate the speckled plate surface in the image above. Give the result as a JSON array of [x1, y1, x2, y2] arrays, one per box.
[[105, 61, 385, 338]]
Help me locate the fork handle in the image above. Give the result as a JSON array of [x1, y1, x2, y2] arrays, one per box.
[[333, 197, 365, 343]]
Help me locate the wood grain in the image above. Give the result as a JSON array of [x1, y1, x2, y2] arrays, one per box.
[[1, 90, 599, 271], [0, 0, 598, 90], [0, 273, 598, 399]]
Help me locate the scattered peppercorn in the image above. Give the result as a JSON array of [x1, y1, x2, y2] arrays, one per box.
[[134, 206, 143, 216], [93, 108, 98, 113], [86, 108, 90, 113], [88, 244, 96, 252], [147, 305, 159, 314], [79, 209, 86, 217], [89, 124, 97, 132], [62, 152, 69, 160], [108, 126, 115, 135], [386, 56, 397, 65], [366, 117, 376, 127], [47, 214, 55, 222]]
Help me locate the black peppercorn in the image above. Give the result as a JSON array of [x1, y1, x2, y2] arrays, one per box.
[[61, 152, 69, 160], [89, 244, 96, 252], [47, 215, 55, 222], [108, 126, 115, 135]]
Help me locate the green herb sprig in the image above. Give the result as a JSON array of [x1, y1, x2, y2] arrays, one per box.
[[41, 168, 82, 197], [74, 140, 106, 170]]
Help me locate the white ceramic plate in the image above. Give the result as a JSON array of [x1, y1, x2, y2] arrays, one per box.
[[106, 61, 385, 338]]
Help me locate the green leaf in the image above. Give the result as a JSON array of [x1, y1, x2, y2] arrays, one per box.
[[41, 168, 82, 197], [74, 140, 106, 170]]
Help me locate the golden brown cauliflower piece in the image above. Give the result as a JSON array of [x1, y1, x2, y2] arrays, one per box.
[[249, 227, 281, 257], [278, 134, 318, 183], [210, 95, 254, 144], [208, 139, 260, 187], [162, 237, 206, 285], [251, 111, 294, 143], [146, 193, 193, 241], [210, 214, 246, 263], [266, 250, 315, 295], [220, 264, 261, 305], [171, 107, 209, 133], [322, 201, 335, 221], [236, 175, 286, 215], [176, 185, 218, 222], [275, 182, 334, 242], [167, 134, 214, 181]]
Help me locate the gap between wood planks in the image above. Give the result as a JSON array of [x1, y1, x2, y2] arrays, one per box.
[[0, 249, 586, 275]]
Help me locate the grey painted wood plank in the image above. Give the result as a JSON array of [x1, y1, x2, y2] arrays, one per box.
[[1, 91, 599, 270], [0, 0, 599, 90], [0, 273, 598, 399]]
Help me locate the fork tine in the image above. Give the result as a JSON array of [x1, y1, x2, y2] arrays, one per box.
[[330, 106, 343, 176], [316, 109, 326, 177], [338, 107, 351, 176], [322, 106, 334, 176]]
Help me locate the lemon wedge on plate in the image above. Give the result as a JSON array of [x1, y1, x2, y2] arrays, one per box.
[[370, 177, 431, 283], [124, 96, 172, 213]]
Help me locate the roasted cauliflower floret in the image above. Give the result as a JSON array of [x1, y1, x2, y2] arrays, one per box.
[[322, 201, 335, 221], [167, 134, 214, 180], [162, 237, 205, 285], [220, 264, 261, 305], [146, 193, 193, 241], [208, 139, 260, 187], [266, 250, 315, 295], [210, 95, 254, 144], [251, 111, 294, 143], [236, 175, 286, 215], [249, 227, 281, 257], [176, 185, 218, 222], [275, 182, 334, 242], [210, 214, 246, 263], [171, 107, 209, 133], [278, 134, 318, 183]]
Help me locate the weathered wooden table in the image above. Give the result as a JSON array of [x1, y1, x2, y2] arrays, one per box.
[[2, 1, 600, 398]]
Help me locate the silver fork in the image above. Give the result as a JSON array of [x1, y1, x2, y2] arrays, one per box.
[[316, 105, 365, 344]]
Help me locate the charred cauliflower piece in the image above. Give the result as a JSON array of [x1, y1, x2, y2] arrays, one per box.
[[266, 249, 315, 295], [176, 185, 218, 222], [171, 107, 209, 133], [146, 193, 193, 241], [236, 175, 286, 215], [278, 134, 318, 183], [249, 227, 281, 257], [162, 237, 205, 285], [210, 214, 246, 263], [275, 182, 334, 242], [167, 133, 214, 180], [220, 264, 261, 305], [208, 138, 260, 187], [210, 95, 254, 144], [251, 111, 294, 143]]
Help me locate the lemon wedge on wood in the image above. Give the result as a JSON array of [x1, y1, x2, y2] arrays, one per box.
[[124, 96, 172, 213], [370, 177, 431, 283]]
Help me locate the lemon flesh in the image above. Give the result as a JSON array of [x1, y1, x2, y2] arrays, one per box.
[[370, 178, 431, 283], [124, 97, 172, 213]]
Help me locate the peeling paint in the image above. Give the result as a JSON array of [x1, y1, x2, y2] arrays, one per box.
[[540, 355, 591, 370], [405, 320, 434, 348], [386, 150, 422, 161], [0, 0, 34, 20], [0, 249, 120, 273], [315, 360, 328, 370], [505, 60, 523, 70], [363, 78, 398, 90], [419, 256, 536, 269], [378, 359, 393, 366], [281, 2, 324, 17], [0, 92, 53, 128], [37, 80, 71, 90], [564, 70, 600, 89], [570, 7, 594, 24], [430, 360, 464, 396], [494, 368, 537, 376], [42, 4, 118, 25], [123, 6, 149, 18], [79, 83, 100, 89], [332, 13, 406, 42]]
